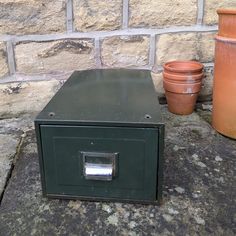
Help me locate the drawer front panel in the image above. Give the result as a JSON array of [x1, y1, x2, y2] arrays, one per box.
[[40, 125, 159, 201]]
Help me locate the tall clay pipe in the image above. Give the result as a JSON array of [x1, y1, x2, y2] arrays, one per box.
[[212, 9, 236, 139]]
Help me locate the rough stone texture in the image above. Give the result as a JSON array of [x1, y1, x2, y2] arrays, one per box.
[[0, 134, 19, 198], [0, 42, 9, 78], [0, 78, 60, 197], [74, 0, 122, 32], [129, 0, 197, 28], [0, 107, 236, 235], [156, 32, 215, 66], [204, 0, 236, 25], [0, 115, 33, 198], [157, 33, 196, 66], [198, 33, 216, 63], [151, 72, 165, 97], [101, 35, 150, 68], [0, 0, 66, 35], [0, 80, 63, 118], [15, 39, 96, 74], [198, 67, 214, 102]]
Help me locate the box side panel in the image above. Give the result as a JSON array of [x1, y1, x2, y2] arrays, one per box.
[[157, 124, 165, 203], [34, 122, 47, 196]]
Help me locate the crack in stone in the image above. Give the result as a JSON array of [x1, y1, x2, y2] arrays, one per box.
[[3, 83, 22, 95], [38, 40, 92, 58], [0, 132, 26, 205]]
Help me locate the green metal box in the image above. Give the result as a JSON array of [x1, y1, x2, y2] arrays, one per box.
[[35, 69, 164, 204]]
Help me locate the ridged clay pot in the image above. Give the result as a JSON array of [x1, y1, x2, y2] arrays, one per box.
[[164, 60, 203, 75], [212, 9, 236, 139], [163, 61, 204, 115], [163, 71, 203, 84]]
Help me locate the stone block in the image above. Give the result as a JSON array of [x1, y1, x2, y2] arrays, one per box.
[[0, 42, 9, 77], [129, 0, 197, 27], [0, 80, 62, 117], [156, 33, 196, 66], [198, 67, 214, 102], [204, 0, 236, 25], [15, 39, 96, 74], [101, 35, 150, 67], [198, 33, 215, 63], [73, 0, 122, 32], [0, 133, 20, 197], [151, 72, 165, 97], [156, 32, 215, 66], [0, 0, 66, 35], [0, 115, 35, 198]]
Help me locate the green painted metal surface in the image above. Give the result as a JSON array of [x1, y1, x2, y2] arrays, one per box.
[[40, 125, 158, 201], [35, 69, 162, 127], [35, 69, 164, 204]]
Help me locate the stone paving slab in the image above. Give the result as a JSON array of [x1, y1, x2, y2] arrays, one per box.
[[0, 107, 235, 235], [0, 115, 34, 198]]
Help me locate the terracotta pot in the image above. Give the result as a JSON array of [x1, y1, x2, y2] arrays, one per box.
[[217, 9, 236, 38], [165, 91, 199, 115], [164, 60, 203, 75], [163, 80, 202, 94], [163, 71, 203, 83], [163, 61, 204, 115], [212, 35, 236, 139]]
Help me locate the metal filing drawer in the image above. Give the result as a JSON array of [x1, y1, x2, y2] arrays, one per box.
[[35, 69, 164, 204]]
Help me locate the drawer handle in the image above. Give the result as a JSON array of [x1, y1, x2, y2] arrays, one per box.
[[84, 163, 113, 181], [81, 151, 118, 181]]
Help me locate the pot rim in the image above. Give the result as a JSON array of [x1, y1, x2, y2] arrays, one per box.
[[163, 71, 203, 82], [215, 35, 236, 44], [164, 78, 203, 85], [163, 79, 202, 86], [217, 9, 236, 15], [163, 61, 203, 73], [165, 90, 199, 95]]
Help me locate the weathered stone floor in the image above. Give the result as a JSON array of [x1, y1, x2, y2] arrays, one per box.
[[0, 104, 235, 236]]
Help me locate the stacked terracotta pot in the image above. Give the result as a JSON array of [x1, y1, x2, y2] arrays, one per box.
[[212, 9, 236, 139], [163, 61, 204, 115]]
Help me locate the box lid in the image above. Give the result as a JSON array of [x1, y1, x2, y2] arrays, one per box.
[[35, 69, 163, 128]]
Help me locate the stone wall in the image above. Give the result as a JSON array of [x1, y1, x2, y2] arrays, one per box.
[[0, 0, 236, 102]]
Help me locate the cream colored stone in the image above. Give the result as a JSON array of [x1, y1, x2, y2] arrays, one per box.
[[0, 80, 62, 117], [15, 39, 96, 74], [151, 72, 164, 96], [198, 67, 214, 101], [74, 0, 122, 32], [101, 36, 150, 67], [198, 33, 215, 62], [0, 0, 66, 35], [0, 42, 8, 77], [204, 0, 236, 25], [129, 0, 197, 27], [0, 134, 19, 196], [157, 33, 197, 66], [156, 33, 215, 66]]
